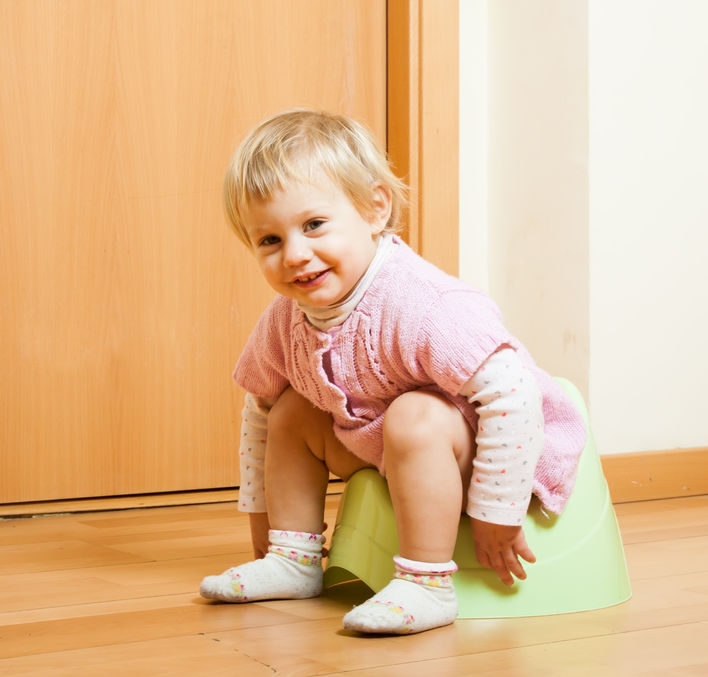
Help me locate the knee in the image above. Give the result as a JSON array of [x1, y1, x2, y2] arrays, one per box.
[[383, 391, 450, 452], [268, 387, 313, 435]]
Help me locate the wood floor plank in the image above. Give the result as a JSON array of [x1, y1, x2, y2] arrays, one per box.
[[0, 592, 195, 627], [0, 554, 236, 613], [310, 621, 708, 676], [210, 608, 703, 676], [0, 494, 706, 675], [623, 534, 708, 580], [0, 599, 307, 660], [0, 540, 150, 576], [0, 634, 279, 676], [615, 495, 708, 544], [199, 569, 708, 674]]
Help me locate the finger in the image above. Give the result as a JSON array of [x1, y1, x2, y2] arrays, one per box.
[[475, 545, 492, 570], [504, 551, 527, 581], [515, 532, 536, 564], [490, 552, 514, 586], [517, 546, 536, 564]]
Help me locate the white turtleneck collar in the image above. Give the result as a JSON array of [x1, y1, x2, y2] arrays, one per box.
[[297, 234, 395, 331]]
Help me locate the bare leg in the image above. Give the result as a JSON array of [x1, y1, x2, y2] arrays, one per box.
[[200, 387, 371, 603], [343, 390, 475, 634], [383, 390, 475, 562], [265, 387, 373, 533]]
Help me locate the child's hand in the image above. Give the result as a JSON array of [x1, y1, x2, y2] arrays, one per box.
[[470, 518, 536, 586], [249, 512, 271, 559]]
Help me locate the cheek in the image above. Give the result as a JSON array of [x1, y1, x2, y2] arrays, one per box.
[[256, 257, 278, 281]]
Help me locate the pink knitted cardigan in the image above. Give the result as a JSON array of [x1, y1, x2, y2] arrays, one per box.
[[234, 238, 587, 514]]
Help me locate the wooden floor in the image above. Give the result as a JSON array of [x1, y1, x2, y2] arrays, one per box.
[[1, 493, 707, 676]]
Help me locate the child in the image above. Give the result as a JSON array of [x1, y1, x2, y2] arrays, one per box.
[[200, 109, 587, 634]]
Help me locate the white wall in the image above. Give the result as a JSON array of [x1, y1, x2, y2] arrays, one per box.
[[459, 0, 708, 455], [588, 0, 708, 453], [460, 0, 590, 398], [459, 0, 489, 293]]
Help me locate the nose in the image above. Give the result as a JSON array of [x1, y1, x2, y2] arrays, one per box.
[[282, 234, 312, 267]]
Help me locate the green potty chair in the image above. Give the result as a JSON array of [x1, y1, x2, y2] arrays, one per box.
[[324, 378, 631, 618]]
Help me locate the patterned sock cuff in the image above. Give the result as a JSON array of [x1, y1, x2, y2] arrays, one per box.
[[392, 555, 458, 588], [394, 570, 455, 588], [268, 545, 323, 567], [393, 555, 458, 575], [267, 529, 325, 567]]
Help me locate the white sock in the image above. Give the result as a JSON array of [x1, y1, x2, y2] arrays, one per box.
[[199, 529, 324, 602], [342, 556, 459, 634]]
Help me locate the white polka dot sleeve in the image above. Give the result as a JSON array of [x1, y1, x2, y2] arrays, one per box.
[[238, 393, 272, 513], [459, 347, 545, 526]]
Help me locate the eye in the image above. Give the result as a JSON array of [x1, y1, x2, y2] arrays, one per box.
[[304, 219, 325, 232], [258, 234, 280, 247]]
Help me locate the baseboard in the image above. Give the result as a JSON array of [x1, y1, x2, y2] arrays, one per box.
[[601, 446, 708, 503], [0, 488, 239, 518], [0, 480, 346, 518]]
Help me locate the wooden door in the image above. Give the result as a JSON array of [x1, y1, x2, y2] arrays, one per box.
[[0, 0, 386, 503]]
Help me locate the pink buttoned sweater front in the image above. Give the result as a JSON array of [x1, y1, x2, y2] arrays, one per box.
[[234, 237, 587, 515]]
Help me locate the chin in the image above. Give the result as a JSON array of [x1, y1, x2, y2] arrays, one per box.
[[303, 296, 338, 307]]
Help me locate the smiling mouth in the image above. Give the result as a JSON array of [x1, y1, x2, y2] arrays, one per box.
[[292, 270, 330, 287]]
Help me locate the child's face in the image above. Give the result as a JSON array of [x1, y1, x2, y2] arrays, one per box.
[[243, 177, 390, 307]]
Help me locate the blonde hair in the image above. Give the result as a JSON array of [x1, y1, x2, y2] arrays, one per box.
[[223, 109, 408, 246]]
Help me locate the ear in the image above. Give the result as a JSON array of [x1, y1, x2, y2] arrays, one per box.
[[369, 183, 393, 234]]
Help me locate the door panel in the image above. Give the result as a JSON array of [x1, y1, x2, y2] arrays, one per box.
[[0, 0, 386, 502]]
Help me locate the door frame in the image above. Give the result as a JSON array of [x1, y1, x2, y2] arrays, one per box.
[[388, 0, 459, 276]]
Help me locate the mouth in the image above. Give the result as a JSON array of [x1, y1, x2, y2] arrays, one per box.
[[291, 269, 330, 288]]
